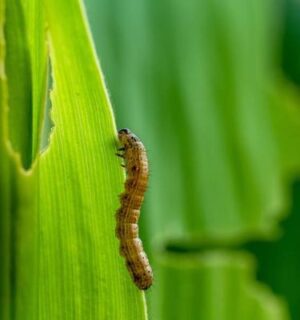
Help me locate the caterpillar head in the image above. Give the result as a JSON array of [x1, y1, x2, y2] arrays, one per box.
[[118, 128, 131, 144], [118, 128, 139, 145]]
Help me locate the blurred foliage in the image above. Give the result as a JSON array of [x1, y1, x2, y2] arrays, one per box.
[[246, 181, 300, 320], [85, 0, 300, 319], [281, 0, 300, 86]]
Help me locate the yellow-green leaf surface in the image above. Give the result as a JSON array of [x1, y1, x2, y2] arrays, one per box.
[[1, 0, 148, 319], [5, 0, 47, 169], [0, 2, 12, 319], [5, 0, 33, 169]]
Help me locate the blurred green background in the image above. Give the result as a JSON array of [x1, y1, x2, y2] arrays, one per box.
[[84, 0, 300, 319]]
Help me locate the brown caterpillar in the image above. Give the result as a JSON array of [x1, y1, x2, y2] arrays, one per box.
[[115, 128, 153, 290]]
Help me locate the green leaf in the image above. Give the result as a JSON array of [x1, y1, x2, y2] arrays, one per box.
[[5, 0, 33, 169], [0, 2, 14, 319], [1, 0, 149, 318], [4, 0, 47, 169], [22, 0, 48, 159]]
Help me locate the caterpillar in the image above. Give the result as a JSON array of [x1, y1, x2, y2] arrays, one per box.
[[115, 128, 153, 290]]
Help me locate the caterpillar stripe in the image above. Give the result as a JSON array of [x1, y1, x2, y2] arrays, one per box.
[[116, 128, 153, 290]]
